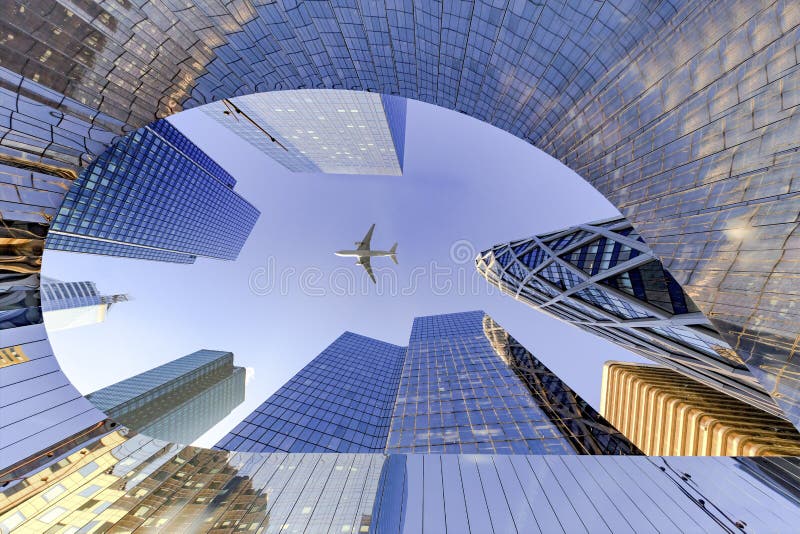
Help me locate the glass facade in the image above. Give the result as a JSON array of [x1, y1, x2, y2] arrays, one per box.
[[201, 90, 406, 175], [44, 233, 198, 264], [216, 333, 406, 453], [40, 279, 104, 312], [477, 217, 785, 420], [388, 311, 636, 455], [1, 1, 800, 529], [0, 431, 385, 533], [86, 350, 245, 444], [3, 430, 800, 533], [482, 315, 637, 455], [381, 94, 407, 170], [47, 119, 260, 263], [0, 157, 75, 225], [0, 221, 45, 330], [1, 0, 799, 429], [39, 277, 128, 332], [220, 311, 636, 456], [0, 323, 107, 472]]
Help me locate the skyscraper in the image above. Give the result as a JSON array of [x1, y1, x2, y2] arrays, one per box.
[[216, 311, 637, 455], [476, 216, 784, 420], [202, 90, 406, 175], [40, 277, 128, 332], [1, 3, 799, 530], [46, 119, 260, 264], [86, 350, 245, 444], [387, 311, 635, 455], [2, 0, 800, 450], [600, 361, 800, 456], [215, 332, 406, 453]]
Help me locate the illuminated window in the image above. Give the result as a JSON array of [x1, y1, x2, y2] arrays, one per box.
[[1, 511, 26, 530], [38, 506, 67, 524], [41, 484, 66, 502]]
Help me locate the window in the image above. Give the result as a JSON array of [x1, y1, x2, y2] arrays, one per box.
[[38, 506, 67, 524]]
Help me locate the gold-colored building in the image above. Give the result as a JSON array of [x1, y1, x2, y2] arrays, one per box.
[[600, 362, 800, 456]]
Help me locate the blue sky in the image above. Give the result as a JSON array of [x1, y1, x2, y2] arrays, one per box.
[[43, 97, 645, 447]]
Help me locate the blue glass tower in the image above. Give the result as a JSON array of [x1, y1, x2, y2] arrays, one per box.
[[46, 119, 259, 263], [387, 311, 635, 454], [216, 311, 636, 455], [215, 333, 406, 453], [86, 349, 245, 444]]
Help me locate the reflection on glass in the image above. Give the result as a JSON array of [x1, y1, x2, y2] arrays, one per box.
[[203, 91, 406, 175], [219, 310, 637, 456], [4, 428, 800, 533], [86, 350, 245, 444], [477, 217, 783, 419], [47, 120, 260, 264], [601, 361, 800, 455]]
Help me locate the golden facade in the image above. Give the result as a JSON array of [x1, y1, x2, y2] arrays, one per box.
[[600, 362, 800, 456]]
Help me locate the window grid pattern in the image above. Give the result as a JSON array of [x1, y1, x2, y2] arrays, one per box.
[[482, 315, 640, 455], [476, 217, 784, 420], [127, 366, 245, 445], [380, 94, 407, 170], [87, 350, 232, 416], [201, 90, 405, 175], [0, 432, 385, 534], [147, 120, 237, 188], [85, 350, 245, 443], [2, 0, 799, 428], [389, 311, 610, 455], [39, 280, 101, 311], [47, 119, 259, 262], [215, 333, 406, 454], [44, 233, 197, 264]]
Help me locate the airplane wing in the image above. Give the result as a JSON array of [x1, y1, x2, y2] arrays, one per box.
[[358, 256, 376, 284], [356, 224, 375, 251]]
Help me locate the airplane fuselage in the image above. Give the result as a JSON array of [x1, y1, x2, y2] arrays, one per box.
[[335, 250, 394, 258], [335, 224, 397, 283]]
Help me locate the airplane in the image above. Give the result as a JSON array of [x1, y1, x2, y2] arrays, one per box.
[[335, 223, 398, 284]]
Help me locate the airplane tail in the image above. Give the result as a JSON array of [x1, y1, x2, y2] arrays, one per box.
[[390, 243, 398, 264]]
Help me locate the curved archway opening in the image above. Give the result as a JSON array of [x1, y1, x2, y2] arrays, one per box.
[[43, 91, 647, 447]]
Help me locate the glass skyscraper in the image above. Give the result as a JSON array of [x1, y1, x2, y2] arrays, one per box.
[[202, 90, 406, 175], [476, 217, 785, 420], [46, 119, 260, 264], [215, 332, 406, 453], [86, 350, 245, 444], [216, 311, 637, 455], [40, 277, 128, 332], [387, 311, 635, 455]]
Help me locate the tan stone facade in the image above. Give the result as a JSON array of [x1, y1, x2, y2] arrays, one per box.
[[601, 361, 800, 456]]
